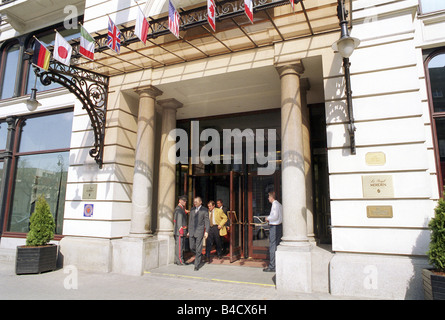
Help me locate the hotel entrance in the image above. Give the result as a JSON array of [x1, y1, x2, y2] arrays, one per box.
[[175, 105, 331, 263], [176, 110, 281, 263]]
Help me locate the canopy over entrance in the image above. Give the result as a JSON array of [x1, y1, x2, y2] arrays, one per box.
[[73, 0, 348, 76]]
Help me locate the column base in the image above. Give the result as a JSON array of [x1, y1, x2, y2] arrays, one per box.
[[59, 236, 112, 273], [276, 242, 312, 293], [156, 232, 175, 266], [112, 236, 160, 276]]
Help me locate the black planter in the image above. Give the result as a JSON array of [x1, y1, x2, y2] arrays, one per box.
[[15, 244, 58, 275], [423, 269, 445, 300]]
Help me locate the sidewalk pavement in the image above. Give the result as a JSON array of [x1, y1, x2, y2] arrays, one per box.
[[0, 259, 369, 300]]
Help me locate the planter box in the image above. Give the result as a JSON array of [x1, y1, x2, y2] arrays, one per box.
[[15, 244, 58, 275], [423, 269, 445, 300]]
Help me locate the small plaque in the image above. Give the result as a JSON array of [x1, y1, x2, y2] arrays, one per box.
[[367, 206, 393, 218], [362, 175, 394, 198], [365, 152, 386, 166], [82, 184, 97, 200]]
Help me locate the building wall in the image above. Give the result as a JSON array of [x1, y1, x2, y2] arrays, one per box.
[[328, 0, 436, 299]]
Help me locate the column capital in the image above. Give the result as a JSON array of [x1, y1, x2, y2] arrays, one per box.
[[157, 98, 183, 110], [275, 62, 305, 79], [134, 85, 163, 98]]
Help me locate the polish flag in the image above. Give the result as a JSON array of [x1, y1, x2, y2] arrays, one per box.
[[207, 0, 216, 32], [135, 6, 149, 44], [244, 0, 253, 23], [53, 31, 72, 66]]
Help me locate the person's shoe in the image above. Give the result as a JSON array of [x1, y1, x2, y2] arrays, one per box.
[[263, 267, 275, 272]]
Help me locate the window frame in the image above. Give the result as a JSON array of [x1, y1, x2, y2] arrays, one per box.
[[425, 48, 445, 195], [0, 40, 21, 100], [1, 108, 73, 239]]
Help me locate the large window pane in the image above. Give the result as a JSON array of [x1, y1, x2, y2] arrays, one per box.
[[0, 121, 7, 150], [7, 152, 69, 234], [19, 111, 73, 153], [428, 53, 445, 113], [420, 0, 445, 14], [1, 43, 20, 100]]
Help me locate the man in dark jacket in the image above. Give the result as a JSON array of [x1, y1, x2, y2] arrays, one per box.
[[187, 196, 210, 271], [173, 195, 188, 265]]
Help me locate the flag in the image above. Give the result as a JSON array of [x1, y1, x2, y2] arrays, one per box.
[[135, 6, 149, 44], [289, 0, 294, 10], [53, 31, 73, 66], [244, 0, 253, 23], [207, 0, 216, 32], [107, 17, 121, 54], [32, 39, 51, 71], [169, 0, 180, 38], [80, 25, 95, 60]]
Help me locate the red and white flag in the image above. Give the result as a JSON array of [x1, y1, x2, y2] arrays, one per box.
[[169, 0, 180, 38], [244, 0, 253, 23], [54, 31, 72, 66], [207, 0, 216, 32], [289, 0, 295, 10], [135, 6, 149, 44]]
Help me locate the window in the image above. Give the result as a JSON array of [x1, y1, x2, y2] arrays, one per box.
[[426, 49, 445, 193], [0, 43, 20, 100], [419, 0, 445, 14], [5, 110, 73, 235], [0, 120, 7, 150]]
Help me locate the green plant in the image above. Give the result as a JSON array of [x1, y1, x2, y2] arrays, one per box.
[[427, 196, 445, 273], [26, 196, 55, 247]]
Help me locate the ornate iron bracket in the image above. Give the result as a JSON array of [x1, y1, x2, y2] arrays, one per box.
[[34, 61, 109, 168]]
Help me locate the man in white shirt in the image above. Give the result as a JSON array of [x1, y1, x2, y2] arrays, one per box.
[[264, 191, 282, 272]]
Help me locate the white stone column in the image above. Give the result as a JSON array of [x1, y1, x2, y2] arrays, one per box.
[[275, 63, 312, 293], [111, 85, 163, 276], [130, 85, 163, 237], [156, 98, 183, 265]]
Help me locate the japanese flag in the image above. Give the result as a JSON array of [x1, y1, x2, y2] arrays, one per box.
[[54, 31, 72, 66]]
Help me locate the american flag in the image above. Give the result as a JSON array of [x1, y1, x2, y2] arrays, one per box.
[[169, 0, 180, 38], [107, 17, 121, 54]]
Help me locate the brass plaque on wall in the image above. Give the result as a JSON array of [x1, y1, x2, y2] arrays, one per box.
[[362, 175, 394, 198], [365, 152, 386, 166], [367, 206, 393, 218]]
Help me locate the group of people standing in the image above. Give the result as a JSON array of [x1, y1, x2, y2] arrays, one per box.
[[173, 196, 229, 271], [173, 191, 282, 272]]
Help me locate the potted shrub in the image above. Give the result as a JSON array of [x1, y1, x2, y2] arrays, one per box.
[[423, 196, 445, 300], [15, 196, 58, 275]]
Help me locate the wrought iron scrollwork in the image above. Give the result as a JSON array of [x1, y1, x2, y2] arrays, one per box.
[[34, 61, 109, 168]]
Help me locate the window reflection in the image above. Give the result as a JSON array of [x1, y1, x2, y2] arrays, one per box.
[[7, 152, 69, 234], [0, 121, 7, 150], [428, 54, 445, 113], [19, 112, 73, 153], [420, 0, 445, 14]]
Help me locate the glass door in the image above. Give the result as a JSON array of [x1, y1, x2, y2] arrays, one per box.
[[247, 171, 280, 259]]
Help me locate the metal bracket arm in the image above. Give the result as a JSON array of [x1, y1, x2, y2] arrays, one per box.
[[34, 61, 109, 168]]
